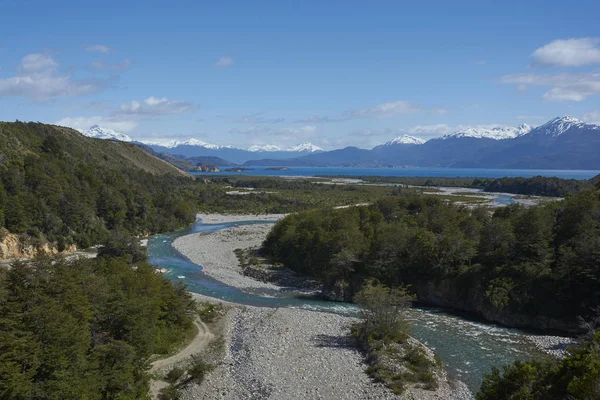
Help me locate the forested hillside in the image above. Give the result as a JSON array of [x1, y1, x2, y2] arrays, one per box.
[[0, 122, 199, 254], [262, 184, 600, 332], [0, 244, 196, 399]]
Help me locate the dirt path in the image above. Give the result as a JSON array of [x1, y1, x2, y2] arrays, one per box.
[[149, 319, 214, 398]]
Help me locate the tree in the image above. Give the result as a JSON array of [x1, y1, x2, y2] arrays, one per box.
[[353, 280, 414, 345]]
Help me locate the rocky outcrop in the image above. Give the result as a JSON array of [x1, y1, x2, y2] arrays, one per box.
[[0, 230, 77, 260], [411, 278, 580, 333], [191, 164, 220, 172], [321, 276, 364, 302], [322, 272, 579, 333]]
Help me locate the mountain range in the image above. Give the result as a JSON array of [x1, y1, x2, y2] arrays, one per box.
[[80, 116, 600, 170], [81, 125, 324, 164]]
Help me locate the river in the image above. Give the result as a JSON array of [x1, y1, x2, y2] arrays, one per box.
[[147, 216, 566, 393]]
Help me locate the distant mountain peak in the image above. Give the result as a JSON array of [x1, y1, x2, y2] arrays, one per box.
[[443, 124, 533, 140], [534, 116, 598, 137], [248, 144, 282, 152], [384, 134, 426, 146], [83, 125, 133, 142], [286, 142, 324, 152], [247, 142, 323, 152], [141, 138, 233, 150]]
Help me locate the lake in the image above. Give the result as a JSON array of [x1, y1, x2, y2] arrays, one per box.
[[192, 166, 600, 180]]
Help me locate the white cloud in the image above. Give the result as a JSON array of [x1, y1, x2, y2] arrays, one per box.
[[85, 45, 111, 54], [0, 53, 105, 101], [55, 116, 138, 133], [350, 101, 422, 118], [500, 72, 600, 101], [408, 124, 453, 136], [532, 38, 600, 67], [119, 96, 196, 115], [583, 110, 600, 125], [215, 56, 233, 67], [19, 53, 58, 73]]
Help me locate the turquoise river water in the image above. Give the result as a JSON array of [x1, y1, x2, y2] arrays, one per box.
[[148, 215, 563, 393]]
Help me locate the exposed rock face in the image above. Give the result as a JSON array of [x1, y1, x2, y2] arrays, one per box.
[[0, 230, 77, 260], [322, 273, 579, 333], [191, 164, 220, 172], [411, 279, 580, 333], [322, 276, 364, 302]]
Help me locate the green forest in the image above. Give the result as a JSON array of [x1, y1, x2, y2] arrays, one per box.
[[0, 246, 196, 399], [0, 122, 199, 251], [328, 174, 597, 197], [262, 184, 600, 329]]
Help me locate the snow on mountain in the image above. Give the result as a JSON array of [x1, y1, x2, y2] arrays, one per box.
[[443, 124, 533, 140], [384, 134, 426, 146], [286, 142, 323, 152], [82, 125, 133, 142], [248, 144, 283, 152], [248, 142, 323, 152], [531, 116, 600, 137], [141, 138, 233, 150]]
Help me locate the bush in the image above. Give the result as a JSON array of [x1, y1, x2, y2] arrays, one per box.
[[187, 355, 213, 384], [158, 384, 181, 400], [353, 280, 414, 346], [197, 302, 224, 324], [165, 366, 185, 384]]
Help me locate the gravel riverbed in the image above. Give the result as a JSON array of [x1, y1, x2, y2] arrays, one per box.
[[181, 304, 473, 400], [173, 223, 288, 292]]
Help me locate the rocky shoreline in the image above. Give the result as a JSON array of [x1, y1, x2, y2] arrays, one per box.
[[174, 215, 474, 399], [182, 295, 473, 400]]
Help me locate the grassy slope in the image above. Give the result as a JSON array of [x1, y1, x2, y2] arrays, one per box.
[[0, 122, 188, 177]]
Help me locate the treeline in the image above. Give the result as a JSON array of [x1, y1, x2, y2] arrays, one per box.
[[329, 174, 598, 197], [0, 243, 196, 399], [0, 122, 199, 251], [196, 178, 400, 214], [262, 186, 600, 329], [482, 175, 592, 197]]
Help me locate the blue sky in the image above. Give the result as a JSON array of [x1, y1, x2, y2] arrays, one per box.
[[1, 0, 600, 149]]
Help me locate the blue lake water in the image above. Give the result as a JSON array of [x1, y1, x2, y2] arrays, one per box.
[[148, 216, 559, 393], [192, 166, 600, 180]]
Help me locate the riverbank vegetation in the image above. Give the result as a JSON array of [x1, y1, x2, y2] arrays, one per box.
[[352, 281, 440, 394], [325, 174, 597, 197], [0, 244, 197, 399], [262, 185, 600, 331], [477, 330, 600, 399], [195, 176, 401, 213]]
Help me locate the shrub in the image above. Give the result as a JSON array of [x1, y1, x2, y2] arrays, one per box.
[[187, 355, 213, 384], [165, 366, 185, 384]]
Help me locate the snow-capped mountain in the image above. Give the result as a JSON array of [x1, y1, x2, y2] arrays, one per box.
[[248, 142, 323, 152], [248, 144, 283, 152], [530, 116, 600, 138], [142, 138, 233, 150], [286, 142, 323, 152], [443, 124, 533, 140], [383, 134, 426, 146], [82, 125, 133, 142]]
